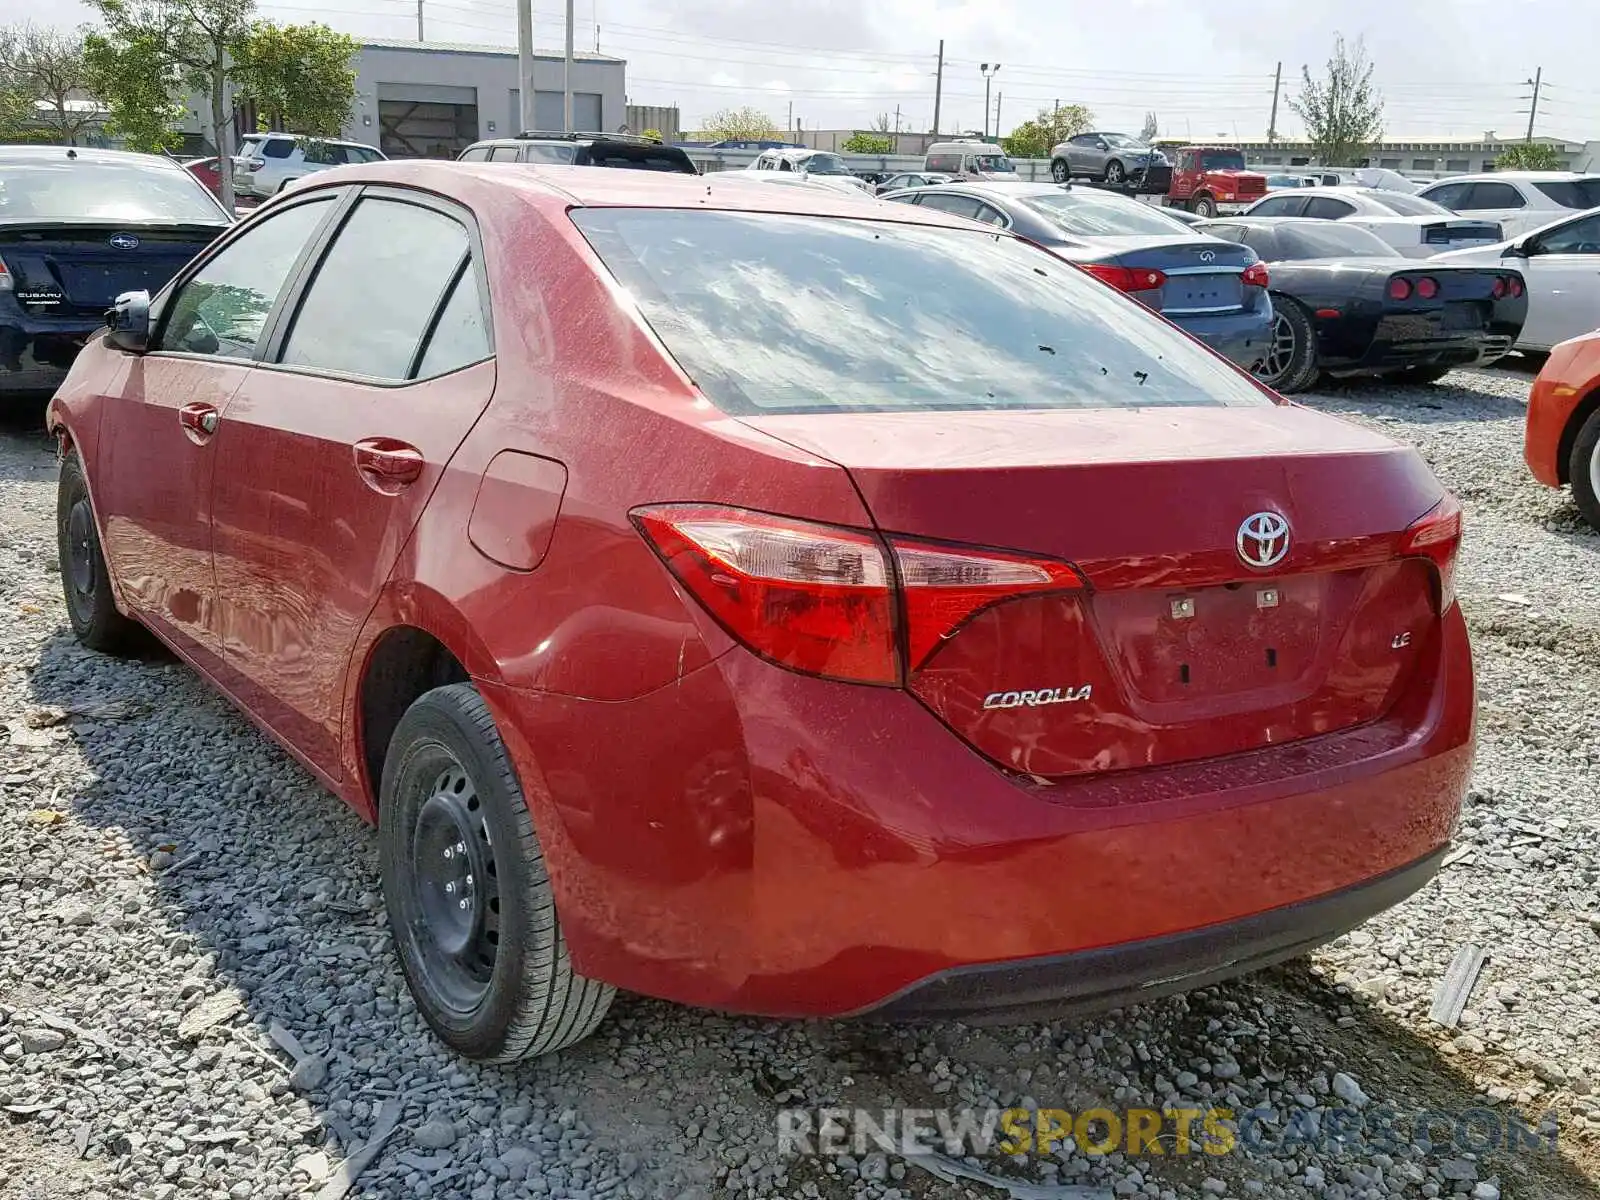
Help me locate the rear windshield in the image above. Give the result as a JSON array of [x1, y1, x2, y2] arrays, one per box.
[[1368, 191, 1450, 216], [1277, 223, 1393, 258], [1533, 179, 1600, 209], [240, 136, 293, 159], [571, 209, 1268, 415], [0, 160, 226, 222], [1025, 190, 1196, 237], [1199, 150, 1247, 171]]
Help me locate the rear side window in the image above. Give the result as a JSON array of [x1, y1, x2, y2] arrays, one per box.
[[571, 209, 1270, 415], [416, 263, 491, 377], [280, 197, 470, 380], [1532, 180, 1600, 209], [159, 197, 335, 358], [925, 154, 960, 172], [1303, 196, 1356, 219], [917, 194, 982, 219]]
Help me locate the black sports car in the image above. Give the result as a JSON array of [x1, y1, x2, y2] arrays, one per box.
[[0, 146, 231, 398], [1197, 217, 1527, 393]]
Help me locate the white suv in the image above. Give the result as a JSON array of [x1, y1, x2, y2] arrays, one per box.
[[232, 133, 386, 198], [1416, 172, 1600, 239]]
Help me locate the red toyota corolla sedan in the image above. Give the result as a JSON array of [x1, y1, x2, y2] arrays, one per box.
[[48, 162, 1473, 1063]]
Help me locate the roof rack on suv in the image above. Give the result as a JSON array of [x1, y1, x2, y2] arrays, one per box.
[[515, 130, 663, 145]]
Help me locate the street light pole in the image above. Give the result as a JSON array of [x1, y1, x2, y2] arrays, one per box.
[[980, 63, 1001, 138]]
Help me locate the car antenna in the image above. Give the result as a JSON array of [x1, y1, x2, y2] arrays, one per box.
[[66, 148, 77, 159]]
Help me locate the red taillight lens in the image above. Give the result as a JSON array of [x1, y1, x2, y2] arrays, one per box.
[[1400, 493, 1462, 612], [1491, 276, 1507, 299], [1241, 260, 1270, 289], [633, 505, 1086, 682], [1415, 276, 1440, 299], [1082, 263, 1167, 292], [0, 253, 10, 293], [1387, 277, 1412, 301], [248, 158, 265, 170], [633, 505, 897, 684], [1509, 275, 1524, 298]]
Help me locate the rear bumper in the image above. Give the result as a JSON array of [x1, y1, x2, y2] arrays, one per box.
[[1346, 333, 1517, 373], [0, 303, 99, 394], [861, 847, 1445, 1022], [476, 602, 1474, 1019], [1171, 304, 1274, 368]]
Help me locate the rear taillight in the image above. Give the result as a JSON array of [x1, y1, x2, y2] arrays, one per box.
[[633, 505, 1083, 683], [1241, 260, 1269, 289], [1492, 276, 1507, 299], [1415, 276, 1440, 300], [1509, 275, 1524, 298], [1400, 494, 1462, 612], [1388, 277, 1412, 301], [0, 253, 10, 292], [1082, 263, 1167, 292], [248, 158, 265, 171]]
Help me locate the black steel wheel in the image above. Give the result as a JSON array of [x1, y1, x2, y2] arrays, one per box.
[[56, 449, 141, 653], [1251, 300, 1319, 394], [380, 683, 614, 1062]]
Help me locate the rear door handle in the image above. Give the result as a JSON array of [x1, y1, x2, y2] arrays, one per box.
[[353, 438, 424, 491], [178, 402, 218, 439]]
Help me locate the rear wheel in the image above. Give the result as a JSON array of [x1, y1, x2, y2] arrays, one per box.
[[380, 682, 614, 1062], [1104, 159, 1126, 184], [1050, 159, 1069, 183], [57, 450, 142, 654], [1191, 194, 1217, 218], [1568, 409, 1600, 531], [1252, 300, 1319, 394]]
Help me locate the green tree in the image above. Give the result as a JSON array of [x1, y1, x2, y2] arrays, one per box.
[[86, 0, 257, 209], [1001, 103, 1093, 159], [641, 127, 662, 141], [230, 21, 357, 137], [701, 106, 777, 142], [1290, 34, 1384, 167], [83, 30, 185, 152], [1140, 111, 1159, 142], [0, 23, 96, 144], [842, 131, 891, 154], [1497, 142, 1563, 170]]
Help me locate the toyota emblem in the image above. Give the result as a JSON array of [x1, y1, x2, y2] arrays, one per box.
[[108, 233, 140, 250], [1237, 511, 1290, 569], [1197, 250, 1216, 263]]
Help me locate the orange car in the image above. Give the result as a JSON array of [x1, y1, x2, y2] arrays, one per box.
[[1526, 330, 1600, 527]]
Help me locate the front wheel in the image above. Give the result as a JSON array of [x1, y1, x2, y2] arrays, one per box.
[[1567, 409, 1600, 531], [57, 450, 142, 654], [1251, 301, 1320, 394], [1191, 194, 1217, 218], [380, 683, 614, 1062], [1104, 159, 1126, 184], [1050, 159, 1069, 183]]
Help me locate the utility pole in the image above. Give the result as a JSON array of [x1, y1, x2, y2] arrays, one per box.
[[932, 40, 944, 136], [1525, 67, 1542, 141], [563, 0, 575, 132], [787, 100, 793, 131], [980, 63, 1000, 138], [1267, 61, 1281, 143], [517, 0, 535, 132], [995, 92, 1002, 138], [416, 0, 424, 40], [894, 104, 901, 134]]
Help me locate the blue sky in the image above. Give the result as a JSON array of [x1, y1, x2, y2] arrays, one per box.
[[18, 0, 1598, 139]]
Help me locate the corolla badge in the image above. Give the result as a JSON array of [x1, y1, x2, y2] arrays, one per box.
[[108, 233, 140, 250], [982, 685, 1093, 710], [1237, 511, 1291, 568]]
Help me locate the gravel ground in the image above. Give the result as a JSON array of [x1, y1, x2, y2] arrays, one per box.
[[2, 365, 1599, 1200]]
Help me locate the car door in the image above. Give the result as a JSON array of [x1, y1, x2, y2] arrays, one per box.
[[95, 193, 341, 669], [207, 187, 496, 776], [1513, 212, 1600, 350]]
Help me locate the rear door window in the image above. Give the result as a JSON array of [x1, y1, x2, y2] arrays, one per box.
[[1249, 195, 1307, 217], [489, 145, 522, 162], [1463, 182, 1525, 209], [279, 196, 471, 380], [571, 208, 1270, 415], [1303, 196, 1357, 219], [459, 146, 491, 162]]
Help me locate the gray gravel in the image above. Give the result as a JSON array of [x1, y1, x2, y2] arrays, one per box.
[[2, 365, 1598, 1200]]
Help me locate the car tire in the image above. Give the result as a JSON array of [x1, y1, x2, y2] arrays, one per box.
[[1252, 299, 1319, 394], [1051, 159, 1069, 183], [57, 450, 142, 654], [379, 682, 615, 1062], [1191, 194, 1217, 218], [1567, 409, 1600, 531], [1104, 159, 1125, 184], [1385, 365, 1453, 386]]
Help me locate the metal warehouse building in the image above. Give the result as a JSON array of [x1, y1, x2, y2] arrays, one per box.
[[183, 37, 628, 159]]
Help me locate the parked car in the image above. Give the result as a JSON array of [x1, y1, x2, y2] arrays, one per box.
[[459, 131, 698, 174], [1048, 132, 1171, 191], [747, 147, 871, 193], [1431, 205, 1600, 351], [884, 181, 1271, 368], [182, 156, 223, 199], [922, 139, 1017, 181], [1264, 174, 1320, 192], [1164, 145, 1267, 216], [1199, 218, 1526, 393], [50, 162, 1472, 1063], [232, 133, 386, 199], [873, 171, 951, 196], [1240, 187, 1502, 258], [1417, 172, 1600, 240], [1524, 329, 1600, 526], [0, 146, 230, 397]]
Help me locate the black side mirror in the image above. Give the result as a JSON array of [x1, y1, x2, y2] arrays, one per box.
[[105, 290, 151, 353], [1504, 239, 1533, 258]]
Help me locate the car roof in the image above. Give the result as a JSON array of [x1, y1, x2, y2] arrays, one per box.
[[1423, 172, 1579, 185], [292, 160, 986, 228], [0, 145, 188, 171]]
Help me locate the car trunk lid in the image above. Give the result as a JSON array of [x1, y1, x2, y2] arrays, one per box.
[[0, 221, 223, 316], [743, 404, 1451, 779]]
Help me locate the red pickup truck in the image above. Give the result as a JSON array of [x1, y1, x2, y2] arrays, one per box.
[[1165, 145, 1267, 217]]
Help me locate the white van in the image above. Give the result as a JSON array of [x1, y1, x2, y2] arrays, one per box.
[[923, 140, 1017, 180], [748, 148, 873, 194]]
